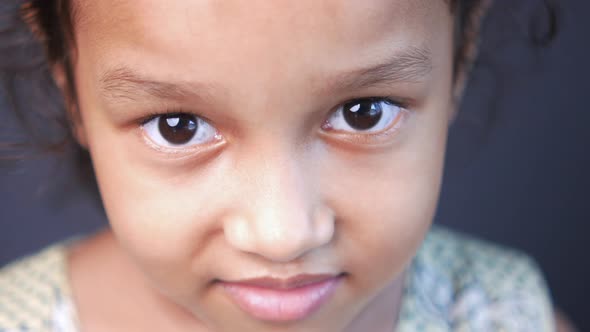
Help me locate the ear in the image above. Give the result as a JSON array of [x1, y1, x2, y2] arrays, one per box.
[[52, 63, 88, 149]]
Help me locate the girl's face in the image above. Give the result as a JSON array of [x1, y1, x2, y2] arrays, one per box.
[[70, 0, 454, 330]]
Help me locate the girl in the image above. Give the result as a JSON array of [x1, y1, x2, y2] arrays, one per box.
[[0, 0, 565, 331]]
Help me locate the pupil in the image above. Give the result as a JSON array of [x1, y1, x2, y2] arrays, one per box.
[[158, 114, 198, 145], [342, 100, 383, 130]]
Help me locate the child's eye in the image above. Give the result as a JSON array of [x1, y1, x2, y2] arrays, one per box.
[[323, 98, 405, 134], [141, 113, 219, 148]]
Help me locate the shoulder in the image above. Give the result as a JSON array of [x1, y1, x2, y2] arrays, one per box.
[[398, 226, 555, 332], [419, 226, 548, 287], [0, 244, 74, 332]]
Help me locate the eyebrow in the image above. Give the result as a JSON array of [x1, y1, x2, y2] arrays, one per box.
[[329, 46, 433, 92], [98, 46, 432, 102], [99, 67, 218, 103]]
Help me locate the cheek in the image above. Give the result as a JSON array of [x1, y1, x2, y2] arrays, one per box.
[[71, 55, 227, 298], [80, 113, 228, 297], [323, 108, 449, 287]]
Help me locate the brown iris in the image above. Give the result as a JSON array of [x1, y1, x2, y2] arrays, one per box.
[[158, 114, 198, 145], [342, 99, 383, 130]]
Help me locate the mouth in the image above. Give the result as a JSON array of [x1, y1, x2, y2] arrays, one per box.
[[219, 273, 345, 322]]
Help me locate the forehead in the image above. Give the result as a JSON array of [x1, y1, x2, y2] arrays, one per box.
[[74, 0, 446, 33], [72, 0, 452, 100], [73, 0, 449, 53]]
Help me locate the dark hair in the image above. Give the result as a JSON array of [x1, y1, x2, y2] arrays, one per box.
[[0, 0, 559, 195]]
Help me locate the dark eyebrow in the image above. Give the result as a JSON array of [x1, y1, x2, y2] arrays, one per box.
[[99, 67, 218, 103], [99, 46, 432, 102], [327, 46, 433, 92]]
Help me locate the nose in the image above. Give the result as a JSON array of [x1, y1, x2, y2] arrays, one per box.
[[222, 151, 334, 263]]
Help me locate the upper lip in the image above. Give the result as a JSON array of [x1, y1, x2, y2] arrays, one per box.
[[221, 273, 340, 290]]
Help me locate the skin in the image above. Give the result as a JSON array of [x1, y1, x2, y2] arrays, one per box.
[[64, 0, 456, 331]]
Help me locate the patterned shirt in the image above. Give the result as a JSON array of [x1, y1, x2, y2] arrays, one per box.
[[0, 226, 554, 331]]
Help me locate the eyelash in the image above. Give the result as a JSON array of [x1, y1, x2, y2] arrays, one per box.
[[138, 97, 406, 121], [322, 96, 409, 143], [138, 96, 409, 150], [138, 110, 196, 126]]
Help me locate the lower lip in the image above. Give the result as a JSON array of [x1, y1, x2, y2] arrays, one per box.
[[221, 276, 342, 322]]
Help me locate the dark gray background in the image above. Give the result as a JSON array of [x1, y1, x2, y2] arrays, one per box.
[[1, 0, 588, 330]]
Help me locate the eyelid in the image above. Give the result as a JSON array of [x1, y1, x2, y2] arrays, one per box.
[[319, 97, 410, 148], [318, 112, 409, 150], [140, 130, 225, 156], [139, 110, 224, 155], [324, 96, 407, 132], [139, 109, 203, 125]]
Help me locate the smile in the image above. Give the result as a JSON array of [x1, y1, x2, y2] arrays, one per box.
[[220, 274, 344, 322]]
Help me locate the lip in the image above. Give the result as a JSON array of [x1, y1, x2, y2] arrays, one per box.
[[220, 274, 343, 322]]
